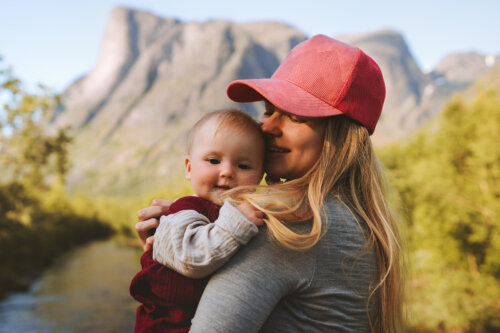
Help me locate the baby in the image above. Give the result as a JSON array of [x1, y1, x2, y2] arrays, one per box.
[[129, 108, 266, 332]]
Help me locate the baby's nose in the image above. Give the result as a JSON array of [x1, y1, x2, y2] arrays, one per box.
[[220, 163, 234, 178]]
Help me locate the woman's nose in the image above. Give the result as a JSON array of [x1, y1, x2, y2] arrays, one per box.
[[260, 113, 282, 137]]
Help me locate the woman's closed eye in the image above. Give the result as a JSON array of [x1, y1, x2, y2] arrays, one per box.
[[287, 114, 307, 123], [264, 100, 306, 123], [264, 101, 275, 117], [263, 108, 274, 117]]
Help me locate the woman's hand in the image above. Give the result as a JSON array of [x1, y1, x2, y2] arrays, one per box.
[[236, 202, 264, 227], [136, 199, 172, 251]]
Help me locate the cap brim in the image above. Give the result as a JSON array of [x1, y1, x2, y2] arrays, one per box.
[[227, 78, 344, 118]]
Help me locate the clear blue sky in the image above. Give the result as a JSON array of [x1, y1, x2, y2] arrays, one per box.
[[1, 0, 499, 92]]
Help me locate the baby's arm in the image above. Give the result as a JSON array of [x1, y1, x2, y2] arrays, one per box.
[[152, 199, 259, 278]]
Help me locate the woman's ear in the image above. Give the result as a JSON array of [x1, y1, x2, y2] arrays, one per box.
[[184, 157, 191, 180]]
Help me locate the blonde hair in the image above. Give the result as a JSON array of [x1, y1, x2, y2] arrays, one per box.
[[228, 115, 404, 332], [187, 108, 264, 155]]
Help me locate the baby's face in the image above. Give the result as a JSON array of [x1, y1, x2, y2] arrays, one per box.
[[185, 119, 264, 204]]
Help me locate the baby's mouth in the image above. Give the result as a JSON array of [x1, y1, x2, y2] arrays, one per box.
[[215, 185, 232, 190]]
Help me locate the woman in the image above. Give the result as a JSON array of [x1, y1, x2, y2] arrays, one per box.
[[136, 34, 404, 332]]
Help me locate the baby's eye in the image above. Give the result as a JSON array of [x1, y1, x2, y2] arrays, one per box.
[[238, 163, 251, 170], [208, 158, 220, 165]]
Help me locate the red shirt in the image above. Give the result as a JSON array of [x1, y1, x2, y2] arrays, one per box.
[[129, 196, 220, 333]]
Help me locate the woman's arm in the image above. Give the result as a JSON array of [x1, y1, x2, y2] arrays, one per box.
[[153, 199, 259, 278]]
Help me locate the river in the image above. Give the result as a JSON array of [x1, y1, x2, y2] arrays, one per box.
[[0, 240, 143, 333]]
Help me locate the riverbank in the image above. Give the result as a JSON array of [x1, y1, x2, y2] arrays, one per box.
[[0, 212, 114, 299], [0, 183, 116, 299], [0, 240, 141, 332]]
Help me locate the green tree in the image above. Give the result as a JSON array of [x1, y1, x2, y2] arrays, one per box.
[[0, 58, 71, 188], [380, 90, 500, 332], [0, 58, 113, 298]]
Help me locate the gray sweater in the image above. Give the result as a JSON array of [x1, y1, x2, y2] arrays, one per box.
[[189, 197, 378, 332]]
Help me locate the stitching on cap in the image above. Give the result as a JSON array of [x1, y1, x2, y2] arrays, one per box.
[[331, 48, 361, 108], [281, 78, 339, 110], [279, 49, 361, 112]]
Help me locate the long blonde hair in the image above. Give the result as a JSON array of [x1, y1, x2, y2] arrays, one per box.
[[227, 115, 404, 332]]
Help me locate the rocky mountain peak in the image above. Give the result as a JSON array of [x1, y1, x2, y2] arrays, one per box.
[[48, 8, 497, 195], [433, 51, 500, 85]]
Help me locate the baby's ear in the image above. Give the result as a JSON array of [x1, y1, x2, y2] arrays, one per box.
[[184, 157, 191, 180]]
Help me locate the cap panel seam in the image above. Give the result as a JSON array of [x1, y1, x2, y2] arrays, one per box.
[[331, 48, 361, 109], [279, 78, 345, 113]]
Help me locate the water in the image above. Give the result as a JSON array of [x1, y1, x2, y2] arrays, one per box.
[[0, 240, 143, 332]]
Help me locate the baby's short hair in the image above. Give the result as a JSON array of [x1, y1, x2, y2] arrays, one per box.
[[187, 108, 264, 154]]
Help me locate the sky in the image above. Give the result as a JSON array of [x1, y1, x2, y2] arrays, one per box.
[[1, 0, 499, 92]]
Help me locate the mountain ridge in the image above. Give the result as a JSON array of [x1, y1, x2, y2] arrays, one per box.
[[48, 7, 499, 195]]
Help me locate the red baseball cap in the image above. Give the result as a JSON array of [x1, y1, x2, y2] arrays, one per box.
[[227, 34, 386, 134]]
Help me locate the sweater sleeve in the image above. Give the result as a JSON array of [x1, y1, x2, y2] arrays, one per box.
[[152, 199, 259, 279]]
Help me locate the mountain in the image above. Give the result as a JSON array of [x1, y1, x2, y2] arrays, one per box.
[[49, 7, 499, 195], [338, 31, 500, 144], [433, 52, 499, 85], [49, 7, 306, 195]]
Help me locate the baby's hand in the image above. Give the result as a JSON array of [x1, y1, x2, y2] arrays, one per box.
[[236, 202, 264, 227]]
